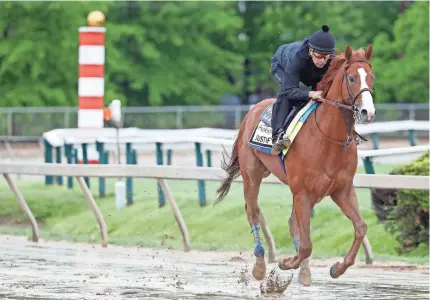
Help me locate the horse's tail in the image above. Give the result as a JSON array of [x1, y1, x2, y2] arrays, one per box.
[[215, 137, 241, 205]]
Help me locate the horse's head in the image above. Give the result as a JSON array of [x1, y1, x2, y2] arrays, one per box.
[[342, 44, 375, 124]]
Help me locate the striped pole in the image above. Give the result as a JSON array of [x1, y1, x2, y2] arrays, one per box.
[[78, 16, 106, 128], [76, 11, 106, 167]]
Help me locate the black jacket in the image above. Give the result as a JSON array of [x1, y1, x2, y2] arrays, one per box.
[[271, 37, 332, 101]]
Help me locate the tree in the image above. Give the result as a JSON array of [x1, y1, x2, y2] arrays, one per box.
[[0, 2, 100, 106], [371, 1, 429, 103], [105, 1, 244, 106]]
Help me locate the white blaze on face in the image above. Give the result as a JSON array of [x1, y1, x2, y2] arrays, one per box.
[[357, 67, 375, 119]]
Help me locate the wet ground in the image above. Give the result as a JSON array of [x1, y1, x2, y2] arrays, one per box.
[[0, 235, 428, 300]]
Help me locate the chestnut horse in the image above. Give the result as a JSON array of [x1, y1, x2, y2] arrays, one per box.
[[215, 44, 376, 285]]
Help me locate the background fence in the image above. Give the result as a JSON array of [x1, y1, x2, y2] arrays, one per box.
[[0, 103, 428, 141]]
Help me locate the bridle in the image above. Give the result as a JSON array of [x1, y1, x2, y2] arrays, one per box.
[[314, 58, 373, 148]]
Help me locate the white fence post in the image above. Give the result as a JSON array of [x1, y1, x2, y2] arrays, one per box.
[[76, 176, 108, 247], [3, 174, 40, 242]]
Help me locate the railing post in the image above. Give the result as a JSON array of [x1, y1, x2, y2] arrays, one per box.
[[157, 178, 190, 252], [64, 143, 73, 189], [73, 148, 78, 164], [408, 129, 416, 146], [96, 141, 106, 198], [362, 157, 375, 174], [55, 146, 63, 185], [205, 149, 212, 167], [44, 139, 53, 185], [82, 143, 89, 188], [155, 142, 165, 207], [194, 142, 206, 207], [3, 173, 40, 243], [76, 176, 108, 248], [166, 149, 173, 165], [126, 142, 133, 205], [371, 133, 379, 150]]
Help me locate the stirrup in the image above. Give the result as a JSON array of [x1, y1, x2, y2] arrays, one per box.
[[271, 142, 285, 155], [271, 134, 290, 155], [276, 132, 292, 148], [280, 136, 292, 148]]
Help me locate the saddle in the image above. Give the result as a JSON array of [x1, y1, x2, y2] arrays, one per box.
[[249, 101, 318, 156], [259, 102, 306, 128]]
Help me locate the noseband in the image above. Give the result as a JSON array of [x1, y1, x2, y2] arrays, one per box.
[[315, 58, 373, 148]]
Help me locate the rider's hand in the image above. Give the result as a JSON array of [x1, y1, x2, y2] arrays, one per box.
[[308, 90, 323, 100]]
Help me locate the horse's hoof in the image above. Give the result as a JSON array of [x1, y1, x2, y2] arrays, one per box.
[[278, 259, 285, 270], [278, 257, 291, 270], [252, 257, 266, 281], [298, 266, 312, 286], [330, 262, 341, 279]]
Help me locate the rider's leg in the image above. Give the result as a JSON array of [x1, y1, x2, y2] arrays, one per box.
[[271, 94, 293, 155], [270, 68, 291, 155]]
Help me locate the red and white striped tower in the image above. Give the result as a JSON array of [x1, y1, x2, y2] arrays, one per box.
[[78, 11, 106, 128]]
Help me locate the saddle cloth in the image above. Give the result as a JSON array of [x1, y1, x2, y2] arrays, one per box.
[[249, 101, 318, 156]]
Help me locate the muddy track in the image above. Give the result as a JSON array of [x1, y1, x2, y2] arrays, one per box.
[[0, 235, 428, 299]]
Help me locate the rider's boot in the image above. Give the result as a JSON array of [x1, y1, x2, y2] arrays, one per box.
[[271, 131, 291, 155]]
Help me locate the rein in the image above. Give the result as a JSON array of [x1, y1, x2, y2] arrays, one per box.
[[317, 98, 355, 111], [314, 58, 373, 148]]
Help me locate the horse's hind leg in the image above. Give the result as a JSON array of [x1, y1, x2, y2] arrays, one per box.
[[242, 164, 267, 281], [287, 205, 312, 286], [329, 185, 367, 278]]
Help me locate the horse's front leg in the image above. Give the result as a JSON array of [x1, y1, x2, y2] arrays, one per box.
[[279, 192, 313, 270], [329, 184, 367, 278]]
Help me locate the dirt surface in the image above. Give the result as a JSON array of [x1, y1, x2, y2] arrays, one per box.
[[0, 235, 428, 299]]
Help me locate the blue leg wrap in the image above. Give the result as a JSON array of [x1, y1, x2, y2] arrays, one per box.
[[252, 224, 265, 257], [293, 237, 300, 254]]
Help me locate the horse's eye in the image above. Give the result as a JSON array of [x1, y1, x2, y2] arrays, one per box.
[[348, 75, 355, 83]]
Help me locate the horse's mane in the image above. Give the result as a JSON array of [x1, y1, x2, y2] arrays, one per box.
[[317, 48, 367, 96]]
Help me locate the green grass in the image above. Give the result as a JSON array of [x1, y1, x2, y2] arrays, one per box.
[[0, 162, 428, 264]]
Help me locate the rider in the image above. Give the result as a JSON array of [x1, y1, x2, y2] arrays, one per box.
[[270, 24, 336, 155]]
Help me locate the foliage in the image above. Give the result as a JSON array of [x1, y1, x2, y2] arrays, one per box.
[[105, 1, 243, 106], [383, 152, 429, 254], [0, 1, 427, 107], [371, 1, 429, 103]]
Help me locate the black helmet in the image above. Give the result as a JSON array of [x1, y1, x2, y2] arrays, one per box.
[[309, 25, 336, 54]]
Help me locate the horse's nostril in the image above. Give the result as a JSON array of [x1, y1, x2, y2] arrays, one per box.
[[361, 109, 368, 116]]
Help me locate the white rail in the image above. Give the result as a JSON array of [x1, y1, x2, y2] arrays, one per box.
[[3, 163, 428, 189], [357, 145, 430, 158]]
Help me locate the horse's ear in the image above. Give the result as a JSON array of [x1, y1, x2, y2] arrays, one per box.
[[366, 44, 373, 61], [345, 44, 352, 61]]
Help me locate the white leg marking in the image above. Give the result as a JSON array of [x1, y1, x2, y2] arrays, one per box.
[[357, 68, 375, 118]]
